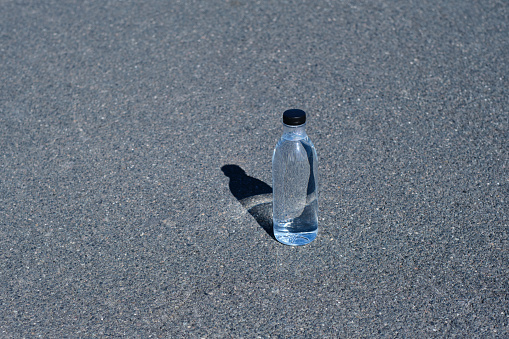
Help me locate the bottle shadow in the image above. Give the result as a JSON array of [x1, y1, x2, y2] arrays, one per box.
[[221, 164, 274, 239]]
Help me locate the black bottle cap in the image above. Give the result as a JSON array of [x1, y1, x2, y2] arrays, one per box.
[[283, 109, 306, 126]]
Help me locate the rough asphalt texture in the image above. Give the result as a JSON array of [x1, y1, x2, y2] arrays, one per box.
[[1, 0, 507, 337]]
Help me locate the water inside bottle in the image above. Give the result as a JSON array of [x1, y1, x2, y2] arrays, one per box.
[[273, 197, 318, 245], [273, 137, 318, 246]]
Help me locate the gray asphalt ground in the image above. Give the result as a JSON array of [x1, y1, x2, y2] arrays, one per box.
[[1, 0, 508, 337]]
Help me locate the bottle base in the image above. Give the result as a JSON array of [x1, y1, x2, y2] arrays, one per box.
[[274, 230, 317, 246]]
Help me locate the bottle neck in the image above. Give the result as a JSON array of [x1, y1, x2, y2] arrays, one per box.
[[282, 123, 307, 140]]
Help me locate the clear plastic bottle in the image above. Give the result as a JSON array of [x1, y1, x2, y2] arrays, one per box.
[[272, 109, 318, 246]]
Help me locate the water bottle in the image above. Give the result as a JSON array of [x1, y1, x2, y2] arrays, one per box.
[[272, 109, 318, 246]]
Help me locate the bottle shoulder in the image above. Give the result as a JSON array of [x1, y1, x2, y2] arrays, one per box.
[[276, 135, 315, 148], [273, 136, 318, 162]]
